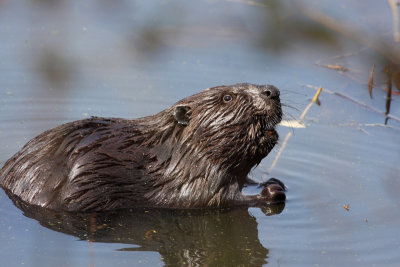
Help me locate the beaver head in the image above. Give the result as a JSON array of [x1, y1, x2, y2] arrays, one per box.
[[143, 83, 282, 207]]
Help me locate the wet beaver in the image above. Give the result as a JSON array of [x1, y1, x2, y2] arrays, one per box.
[[0, 83, 285, 212]]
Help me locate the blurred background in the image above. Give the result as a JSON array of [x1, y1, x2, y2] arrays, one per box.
[[0, 0, 399, 266]]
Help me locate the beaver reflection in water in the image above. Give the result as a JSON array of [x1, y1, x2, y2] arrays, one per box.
[[0, 83, 285, 212]]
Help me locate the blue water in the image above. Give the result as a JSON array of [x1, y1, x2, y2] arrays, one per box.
[[1, 0, 400, 266]]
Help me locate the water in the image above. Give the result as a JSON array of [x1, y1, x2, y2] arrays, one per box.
[[1, 0, 400, 266]]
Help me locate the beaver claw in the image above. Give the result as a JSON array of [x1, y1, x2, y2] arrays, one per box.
[[260, 178, 286, 203]]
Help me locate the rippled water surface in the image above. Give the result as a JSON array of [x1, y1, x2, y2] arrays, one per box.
[[1, 1, 400, 266]]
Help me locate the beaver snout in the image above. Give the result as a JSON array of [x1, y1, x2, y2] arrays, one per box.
[[260, 85, 280, 100]]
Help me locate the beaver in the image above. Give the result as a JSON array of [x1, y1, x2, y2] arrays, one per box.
[[0, 83, 285, 212]]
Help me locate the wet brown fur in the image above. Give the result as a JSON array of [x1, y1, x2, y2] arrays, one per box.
[[0, 83, 282, 211]]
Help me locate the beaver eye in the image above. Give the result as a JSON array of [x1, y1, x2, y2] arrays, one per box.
[[223, 94, 232, 102]]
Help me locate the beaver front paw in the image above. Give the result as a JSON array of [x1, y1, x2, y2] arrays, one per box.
[[260, 178, 286, 203]]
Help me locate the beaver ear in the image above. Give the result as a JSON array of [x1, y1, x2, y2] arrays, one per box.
[[173, 105, 191, 126]]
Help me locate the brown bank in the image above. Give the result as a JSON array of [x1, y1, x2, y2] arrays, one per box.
[[0, 83, 285, 212]]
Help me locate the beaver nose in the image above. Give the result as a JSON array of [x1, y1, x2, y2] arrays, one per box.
[[260, 85, 280, 99]]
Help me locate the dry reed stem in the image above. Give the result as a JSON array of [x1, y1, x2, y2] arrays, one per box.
[[388, 0, 400, 42], [368, 64, 375, 99]]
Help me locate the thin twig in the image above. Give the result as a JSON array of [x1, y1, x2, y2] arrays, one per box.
[[267, 131, 292, 174], [316, 63, 348, 73], [339, 122, 400, 131], [222, 0, 268, 8], [302, 84, 400, 123], [268, 88, 322, 173], [315, 50, 365, 85], [315, 48, 367, 62]]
